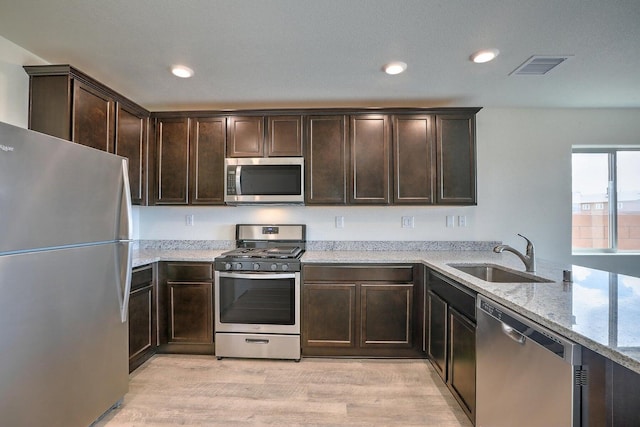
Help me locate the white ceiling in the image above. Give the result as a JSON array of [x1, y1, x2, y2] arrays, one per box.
[[1, 0, 639, 111]]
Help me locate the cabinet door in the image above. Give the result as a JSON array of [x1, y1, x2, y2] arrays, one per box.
[[303, 283, 357, 349], [227, 116, 264, 157], [72, 81, 115, 152], [129, 284, 154, 370], [305, 115, 349, 204], [267, 115, 303, 156], [167, 281, 213, 344], [449, 308, 476, 421], [436, 114, 476, 205], [350, 115, 390, 204], [27, 74, 72, 140], [129, 265, 156, 372], [360, 283, 413, 349], [427, 290, 447, 381], [190, 117, 225, 204], [116, 104, 147, 205], [155, 117, 189, 204], [393, 115, 435, 204]]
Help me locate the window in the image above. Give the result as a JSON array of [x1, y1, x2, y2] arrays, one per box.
[[572, 148, 640, 253]]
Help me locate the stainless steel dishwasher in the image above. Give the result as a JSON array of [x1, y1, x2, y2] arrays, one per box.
[[476, 295, 582, 427]]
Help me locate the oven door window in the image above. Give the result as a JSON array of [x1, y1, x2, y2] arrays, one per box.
[[218, 275, 295, 325], [240, 165, 301, 195]]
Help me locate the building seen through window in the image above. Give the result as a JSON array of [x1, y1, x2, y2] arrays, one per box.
[[572, 149, 640, 252]]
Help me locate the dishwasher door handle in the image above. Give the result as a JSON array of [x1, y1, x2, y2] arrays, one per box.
[[502, 323, 526, 345]]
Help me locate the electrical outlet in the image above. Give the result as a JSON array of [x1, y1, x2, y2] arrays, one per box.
[[458, 215, 467, 227], [401, 216, 414, 228], [446, 215, 455, 228], [185, 214, 194, 226], [335, 216, 344, 228]]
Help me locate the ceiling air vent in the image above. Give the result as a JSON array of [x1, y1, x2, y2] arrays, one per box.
[[510, 55, 573, 75]]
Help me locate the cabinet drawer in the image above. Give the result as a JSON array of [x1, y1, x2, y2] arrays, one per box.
[[131, 265, 153, 291], [429, 271, 476, 321], [303, 264, 413, 282], [165, 262, 213, 281]]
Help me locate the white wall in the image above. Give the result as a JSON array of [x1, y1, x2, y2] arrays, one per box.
[[1, 36, 638, 276], [476, 108, 640, 277], [0, 36, 46, 127]]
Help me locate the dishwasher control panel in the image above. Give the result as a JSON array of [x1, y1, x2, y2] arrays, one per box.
[[478, 296, 573, 361]]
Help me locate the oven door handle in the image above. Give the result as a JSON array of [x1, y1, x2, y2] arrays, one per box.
[[218, 272, 297, 280]]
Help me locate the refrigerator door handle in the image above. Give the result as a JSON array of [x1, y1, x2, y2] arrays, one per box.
[[119, 159, 133, 240], [117, 159, 133, 323], [116, 241, 133, 323]]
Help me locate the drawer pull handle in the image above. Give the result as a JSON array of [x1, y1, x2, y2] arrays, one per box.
[[245, 338, 270, 344]]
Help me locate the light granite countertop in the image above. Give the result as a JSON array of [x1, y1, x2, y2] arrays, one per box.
[[133, 243, 640, 375]]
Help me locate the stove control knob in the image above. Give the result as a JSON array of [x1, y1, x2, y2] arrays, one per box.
[[253, 263, 261, 271], [281, 264, 289, 271], [224, 263, 232, 270], [270, 263, 278, 271], [235, 263, 243, 270]]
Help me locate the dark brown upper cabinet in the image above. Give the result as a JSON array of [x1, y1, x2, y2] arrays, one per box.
[[189, 117, 226, 205], [392, 114, 435, 204], [72, 82, 115, 152], [349, 115, 391, 204], [267, 115, 303, 156], [154, 117, 190, 205], [116, 103, 148, 205], [305, 115, 349, 204], [227, 115, 303, 157], [436, 113, 477, 205], [24, 65, 150, 205], [153, 115, 226, 206], [226, 115, 264, 157]]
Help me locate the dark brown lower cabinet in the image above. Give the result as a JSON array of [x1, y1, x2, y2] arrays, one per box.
[[427, 291, 447, 379], [304, 283, 357, 349], [302, 264, 423, 357], [448, 307, 476, 420], [427, 270, 476, 423], [360, 283, 414, 348], [581, 347, 640, 426], [129, 264, 156, 372], [158, 262, 214, 354]]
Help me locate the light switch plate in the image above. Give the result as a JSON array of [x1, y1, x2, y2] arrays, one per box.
[[185, 214, 194, 226], [335, 216, 344, 228], [458, 215, 467, 227], [446, 215, 455, 228]]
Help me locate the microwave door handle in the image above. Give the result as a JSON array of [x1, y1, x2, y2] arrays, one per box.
[[235, 166, 242, 195]]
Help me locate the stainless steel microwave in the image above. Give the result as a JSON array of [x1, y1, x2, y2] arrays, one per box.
[[224, 157, 304, 205]]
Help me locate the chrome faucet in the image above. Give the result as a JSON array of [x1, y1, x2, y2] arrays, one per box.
[[493, 234, 536, 272]]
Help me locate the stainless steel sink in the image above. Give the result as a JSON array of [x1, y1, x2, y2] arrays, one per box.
[[447, 263, 553, 283]]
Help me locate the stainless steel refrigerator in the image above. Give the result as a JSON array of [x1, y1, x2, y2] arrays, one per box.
[[0, 121, 133, 426]]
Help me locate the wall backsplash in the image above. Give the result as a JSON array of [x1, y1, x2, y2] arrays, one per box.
[[134, 205, 484, 242]]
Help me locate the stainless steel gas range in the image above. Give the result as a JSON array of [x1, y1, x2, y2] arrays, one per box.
[[214, 224, 305, 361]]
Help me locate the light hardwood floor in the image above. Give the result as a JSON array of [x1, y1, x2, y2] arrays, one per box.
[[95, 355, 473, 427]]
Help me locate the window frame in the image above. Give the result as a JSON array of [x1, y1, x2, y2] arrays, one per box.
[[572, 146, 640, 255]]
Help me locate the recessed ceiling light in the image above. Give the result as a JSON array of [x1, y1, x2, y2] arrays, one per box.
[[383, 61, 407, 75], [171, 65, 194, 78], [470, 49, 500, 64]]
